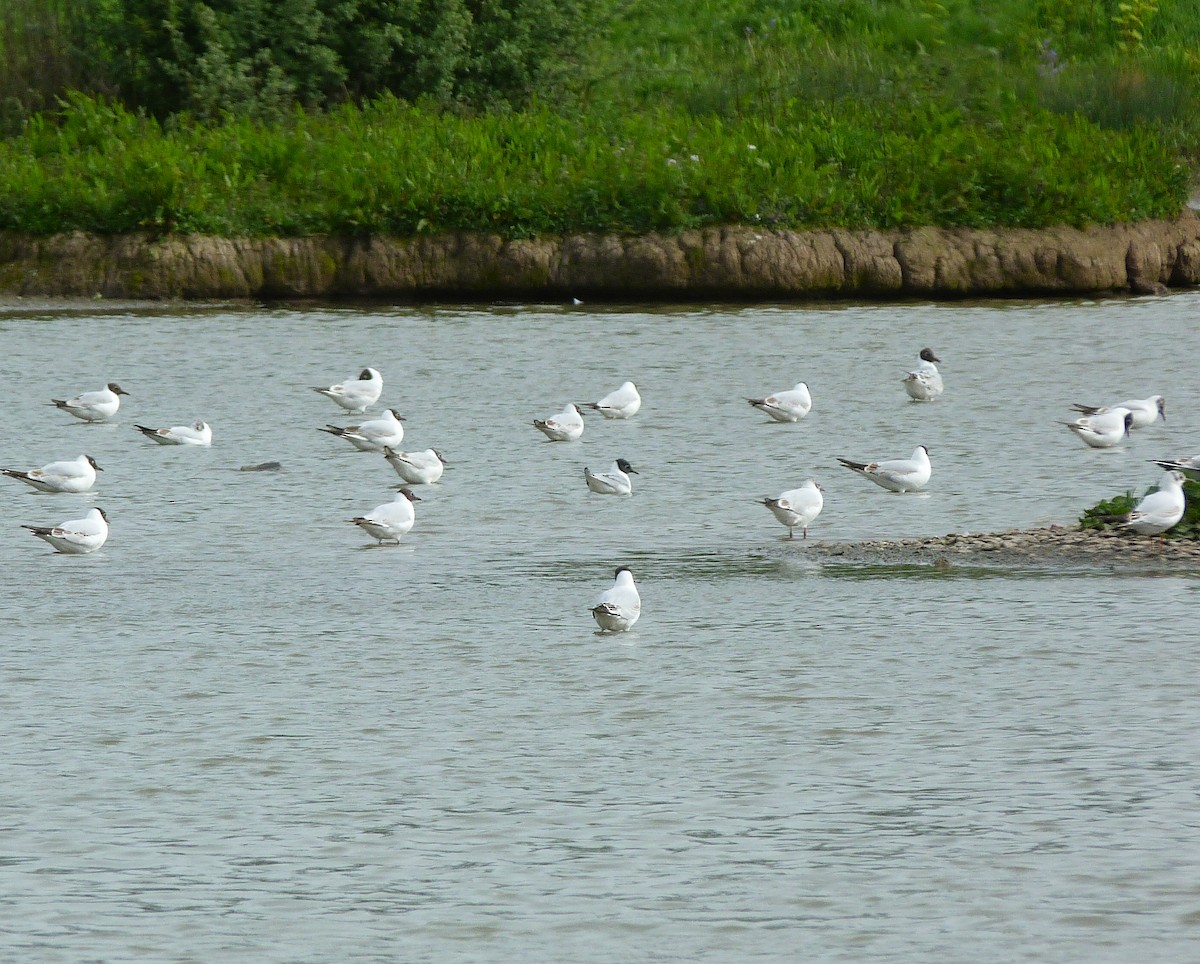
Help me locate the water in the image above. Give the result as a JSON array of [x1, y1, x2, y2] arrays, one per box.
[[1, 295, 1198, 961]]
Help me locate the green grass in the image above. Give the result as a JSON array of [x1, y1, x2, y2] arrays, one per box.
[[2, 0, 1200, 237]]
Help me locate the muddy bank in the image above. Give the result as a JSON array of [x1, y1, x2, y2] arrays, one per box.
[[2, 210, 1200, 300], [794, 525, 1200, 572]]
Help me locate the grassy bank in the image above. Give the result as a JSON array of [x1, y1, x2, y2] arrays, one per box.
[[1, 1, 1199, 238]]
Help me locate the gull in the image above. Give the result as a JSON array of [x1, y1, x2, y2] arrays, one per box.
[[1149, 455, 1200, 481], [747, 382, 812, 422], [349, 488, 420, 544], [837, 445, 931, 492], [312, 367, 383, 414], [590, 566, 641, 632], [320, 408, 405, 451], [383, 447, 446, 485], [902, 348, 943, 401], [1121, 470, 1186, 536], [1071, 395, 1165, 430], [21, 506, 109, 554], [584, 458, 638, 495], [52, 382, 129, 422], [3, 454, 102, 493], [1061, 408, 1132, 449], [759, 480, 824, 539], [581, 381, 641, 418], [534, 403, 584, 441], [135, 420, 213, 446]]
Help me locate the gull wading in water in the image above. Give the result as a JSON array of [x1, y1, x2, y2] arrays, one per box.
[[22, 506, 109, 554], [837, 445, 931, 493], [383, 447, 447, 485], [902, 348, 943, 401], [534, 403, 585, 441], [1121, 470, 1187, 536], [350, 488, 420, 544], [590, 566, 641, 632], [584, 458, 638, 496], [135, 420, 213, 446], [52, 382, 129, 422], [582, 381, 641, 419], [747, 382, 812, 422], [320, 408, 406, 451], [3, 454, 102, 493], [759, 479, 824, 539], [1061, 408, 1133, 449], [312, 367, 383, 414], [1071, 395, 1165, 431]]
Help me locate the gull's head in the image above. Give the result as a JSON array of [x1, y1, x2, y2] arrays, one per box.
[[359, 368, 379, 381], [95, 507, 109, 522], [432, 449, 447, 465], [616, 458, 638, 474], [614, 565, 634, 579], [86, 455, 103, 472], [1156, 396, 1166, 421], [396, 487, 422, 502], [108, 383, 129, 395], [919, 348, 940, 364], [1123, 411, 1134, 435], [388, 409, 406, 420]]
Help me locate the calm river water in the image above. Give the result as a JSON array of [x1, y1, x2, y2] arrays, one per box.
[[1, 294, 1198, 961]]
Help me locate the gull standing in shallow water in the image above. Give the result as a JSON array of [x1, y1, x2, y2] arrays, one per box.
[[837, 445, 932, 492], [1061, 408, 1132, 449], [52, 382, 129, 422], [591, 566, 641, 632], [312, 367, 383, 414], [584, 458, 638, 495], [349, 488, 420, 544], [1071, 395, 1165, 430], [383, 447, 446, 484], [1121, 470, 1187, 536], [3, 454, 102, 493], [902, 348, 943, 401], [534, 403, 585, 441], [760, 480, 823, 539], [135, 420, 213, 446], [320, 408, 405, 451], [747, 382, 812, 422], [22, 506, 109, 554], [582, 381, 641, 418]]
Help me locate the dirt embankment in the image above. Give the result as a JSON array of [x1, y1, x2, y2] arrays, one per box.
[[2, 210, 1200, 300]]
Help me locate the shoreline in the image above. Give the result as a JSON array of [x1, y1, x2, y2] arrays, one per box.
[[788, 525, 1200, 572], [3, 212, 1200, 300]]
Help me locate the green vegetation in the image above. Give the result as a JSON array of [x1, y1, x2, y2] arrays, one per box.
[[2, 1, 1200, 238], [1080, 478, 1200, 539]]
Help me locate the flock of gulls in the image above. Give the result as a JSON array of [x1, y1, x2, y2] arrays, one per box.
[[4, 347, 1193, 634]]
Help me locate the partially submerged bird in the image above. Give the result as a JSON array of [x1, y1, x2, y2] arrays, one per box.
[[584, 458, 638, 496], [590, 566, 641, 632], [320, 408, 405, 451], [52, 382, 129, 422], [22, 506, 109, 554], [1061, 408, 1133, 449], [1121, 470, 1187, 536], [3, 454, 101, 493], [581, 381, 641, 419], [534, 403, 585, 441], [135, 420, 213, 446], [1071, 395, 1165, 430], [837, 445, 931, 492], [902, 348, 943, 401], [747, 382, 812, 422], [760, 479, 824, 539], [312, 367, 383, 414], [349, 487, 421, 544], [383, 447, 446, 485]]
